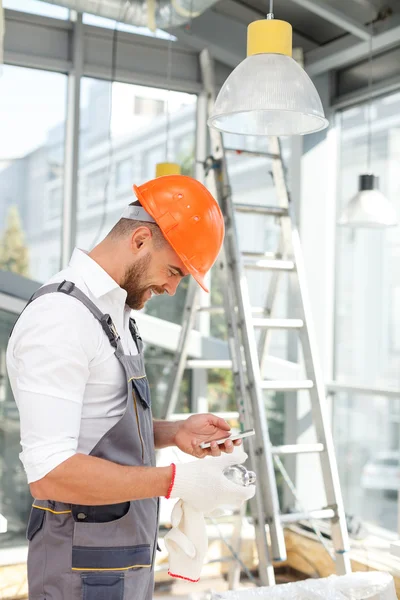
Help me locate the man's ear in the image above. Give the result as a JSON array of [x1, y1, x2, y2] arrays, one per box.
[[131, 226, 152, 253]]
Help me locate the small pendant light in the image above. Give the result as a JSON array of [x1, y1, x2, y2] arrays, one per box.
[[339, 24, 397, 228]]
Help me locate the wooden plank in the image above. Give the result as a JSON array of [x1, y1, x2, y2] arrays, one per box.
[[0, 564, 27, 600], [284, 529, 400, 597]]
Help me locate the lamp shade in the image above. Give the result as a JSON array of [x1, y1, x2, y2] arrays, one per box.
[[339, 174, 397, 228], [207, 19, 328, 136]]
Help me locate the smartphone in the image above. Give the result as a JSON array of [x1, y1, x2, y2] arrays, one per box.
[[199, 428, 255, 449]]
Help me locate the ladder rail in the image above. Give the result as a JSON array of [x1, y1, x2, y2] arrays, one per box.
[[257, 239, 284, 375], [206, 136, 286, 564], [292, 222, 351, 572], [215, 255, 249, 432], [269, 136, 351, 573], [214, 194, 277, 587]]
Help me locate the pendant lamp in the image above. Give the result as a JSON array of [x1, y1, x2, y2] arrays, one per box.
[[207, 1, 328, 136], [339, 25, 397, 228]]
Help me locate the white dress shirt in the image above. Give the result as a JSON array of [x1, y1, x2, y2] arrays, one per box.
[[6, 249, 139, 484]]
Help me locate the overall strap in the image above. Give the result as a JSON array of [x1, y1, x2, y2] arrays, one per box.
[[20, 280, 125, 356]]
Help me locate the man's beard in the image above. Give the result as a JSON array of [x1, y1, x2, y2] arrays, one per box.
[[122, 254, 164, 310]]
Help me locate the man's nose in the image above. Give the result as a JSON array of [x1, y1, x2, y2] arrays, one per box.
[[164, 278, 181, 296]]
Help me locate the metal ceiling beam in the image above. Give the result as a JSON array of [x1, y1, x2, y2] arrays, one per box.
[[171, 10, 245, 69], [3, 8, 231, 93], [306, 20, 400, 76], [172, 4, 318, 70], [332, 73, 400, 109], [288, 0, 371, 40], [4, 9, 71, 72], [213, 0, 318, 51]]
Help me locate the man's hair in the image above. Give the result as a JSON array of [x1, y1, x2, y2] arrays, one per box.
[[107, 201, 166, 249]]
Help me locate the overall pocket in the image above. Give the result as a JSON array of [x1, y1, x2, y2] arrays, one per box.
[[131, 377, 156, 468], [72, 500, 156, 550], [72, 544, 151, 571], [71, 502, 130, 524], [81, 573, 124, 600], [27, 505, 46, 541], [132, 377, 151, 410]]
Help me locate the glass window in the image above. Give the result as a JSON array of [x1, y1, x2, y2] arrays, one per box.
[[0, 65, 67, 283], [77, 78, 196, 327], [116, 158, 133, 190], [0, 308, 30, 548], [143, 145, 165, 182], [334, 91, 400, 532], [336, 97, 400, 388], [86, 169, 107, 207], [3, 0, 68, 18], [133, 97, 164, 117], [333, 391, 400, 532], [45, 185, 62, 222], [390, 286, 400, 353]]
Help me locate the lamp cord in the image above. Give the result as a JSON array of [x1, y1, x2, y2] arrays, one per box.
[[366, 23, 373, 173], [165, 10, 173, 163]]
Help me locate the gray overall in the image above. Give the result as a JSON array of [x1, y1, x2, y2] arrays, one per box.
[[20, 280, 159, 600]]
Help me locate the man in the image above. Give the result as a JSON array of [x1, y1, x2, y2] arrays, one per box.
[[7, 174, 255, 600]]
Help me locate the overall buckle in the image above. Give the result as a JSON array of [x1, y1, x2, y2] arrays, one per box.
[[100, 314, 120, 348], [57, 280, 75, 294]]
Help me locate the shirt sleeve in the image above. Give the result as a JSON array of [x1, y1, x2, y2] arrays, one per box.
[[7, 294, 97, 483]]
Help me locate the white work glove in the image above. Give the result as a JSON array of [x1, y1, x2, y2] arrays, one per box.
[[166, 447, 255, 514], [164, 500, 208, 582]]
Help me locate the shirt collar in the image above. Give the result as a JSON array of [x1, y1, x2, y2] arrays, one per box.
[[69, 248, 127, 303]]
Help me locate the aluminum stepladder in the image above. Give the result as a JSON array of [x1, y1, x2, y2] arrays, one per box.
[[161, 49, 351, 586]]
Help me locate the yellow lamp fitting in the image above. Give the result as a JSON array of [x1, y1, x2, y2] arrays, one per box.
[[247, 19, 292, 58], [155, 162, 181, 177]]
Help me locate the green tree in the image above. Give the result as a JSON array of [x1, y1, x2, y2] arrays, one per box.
[[0, 206, 30, 276]]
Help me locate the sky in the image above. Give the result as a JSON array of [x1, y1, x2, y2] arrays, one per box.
[[0, 0, 195, 161]]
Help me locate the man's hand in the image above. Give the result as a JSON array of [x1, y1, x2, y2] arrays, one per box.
[[168, 448, 255, 513], [174, 414, 242, 458]]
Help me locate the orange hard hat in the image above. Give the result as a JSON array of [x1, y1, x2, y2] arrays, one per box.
[[133, 175, 224, 292]]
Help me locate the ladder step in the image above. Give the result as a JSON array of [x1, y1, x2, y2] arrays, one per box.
[[234, 204, 289, 217], [272, 443, 324, 455], [253, 318, 303, 329], [261, 380, 314, 391], [196, 306, 225, 314], [242, 251, 276, 259], [244, 258, 295, 272], [280, 508, 335, 523], [186, 359, 232, 369], [251, 306, 267, 315], [197, 305, 267, 315], [225, 147, 280, 160]]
